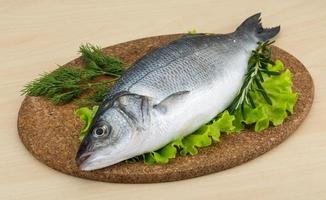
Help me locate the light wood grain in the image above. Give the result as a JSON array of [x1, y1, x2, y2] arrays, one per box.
[[0, 0, 325, 199]]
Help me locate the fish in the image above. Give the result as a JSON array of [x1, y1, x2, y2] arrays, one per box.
[[76, 13, 280, 171]]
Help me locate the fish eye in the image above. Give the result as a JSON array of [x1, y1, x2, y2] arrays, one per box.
[[93, 125, 110, 138]]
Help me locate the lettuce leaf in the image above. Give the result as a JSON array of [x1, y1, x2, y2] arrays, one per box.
[[240, 60, 298, 131], [142, 111, 235, 164], [75, 60, 297, 165], [74, 106, 98, 141]]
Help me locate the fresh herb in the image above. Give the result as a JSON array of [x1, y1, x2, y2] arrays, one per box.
[[227, 41, 279, 114], [74, 84, 109, 107], [239, 60, 298, 131], [80, 43, 124, 77], [21, 44, 124, 106], [187, 29, 197, 35]]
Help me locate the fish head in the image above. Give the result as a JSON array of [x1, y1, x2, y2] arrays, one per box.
[[76, 93, 150, 171]]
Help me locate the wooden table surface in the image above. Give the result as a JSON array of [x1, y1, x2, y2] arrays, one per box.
[[1, 0, 325, 199]]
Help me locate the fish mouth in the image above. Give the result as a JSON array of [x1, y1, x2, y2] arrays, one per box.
[[76, 151, 111, 171], [76, 151, 131, 171], [76, 152, 92, 168]]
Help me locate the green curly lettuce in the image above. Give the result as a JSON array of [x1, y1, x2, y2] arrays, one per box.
[[75, 60, 297, 164], [143, 111, 235, 164], [74, 106, 98, 141], [239, 60, 298, 131]]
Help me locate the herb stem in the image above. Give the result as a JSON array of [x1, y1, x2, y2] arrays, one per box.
[[228, 41, 280, 114], [80, 78, 118, 89], [102, 72, 121, 77]]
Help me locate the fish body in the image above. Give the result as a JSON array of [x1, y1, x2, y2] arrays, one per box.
[[76, 13, 280, 170]]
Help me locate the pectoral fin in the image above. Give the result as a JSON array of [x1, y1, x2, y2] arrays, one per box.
[[154, 91, 190, 113]]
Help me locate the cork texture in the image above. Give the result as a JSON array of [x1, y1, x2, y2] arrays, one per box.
[[17, 34, 314, 183]]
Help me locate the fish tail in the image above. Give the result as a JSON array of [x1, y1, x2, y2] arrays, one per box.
[[235, 13, 280, 41]]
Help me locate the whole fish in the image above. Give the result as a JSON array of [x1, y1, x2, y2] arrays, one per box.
[[76, 13, 280, 170]]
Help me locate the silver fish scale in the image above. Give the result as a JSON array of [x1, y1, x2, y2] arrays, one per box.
[[111, 38, 198, 89], [106, 34, 244, 102]]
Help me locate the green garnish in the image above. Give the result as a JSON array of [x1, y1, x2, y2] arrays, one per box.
[[228, 41, 279, 114], [143, 110, 236, 164], [21, 44, 124, 106], [240, 60, 298, 131], [79, 44, 124, 77], [187, 29, 197, 35], [75, 106, 99, 141]]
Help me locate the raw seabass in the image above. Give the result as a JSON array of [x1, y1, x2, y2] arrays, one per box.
[[76, 13, 280, 170]]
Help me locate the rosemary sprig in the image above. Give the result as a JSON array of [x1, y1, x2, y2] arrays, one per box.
[[21, 44, 124, 106], [227, 41, 280, 114]]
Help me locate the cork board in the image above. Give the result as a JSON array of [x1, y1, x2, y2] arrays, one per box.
[[17, 34, 314, 183]]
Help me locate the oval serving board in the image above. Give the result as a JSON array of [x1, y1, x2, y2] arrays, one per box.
[[17, 34, 314, 183]]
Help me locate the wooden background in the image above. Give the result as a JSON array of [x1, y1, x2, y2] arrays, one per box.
[[0, 0, 325, 199]]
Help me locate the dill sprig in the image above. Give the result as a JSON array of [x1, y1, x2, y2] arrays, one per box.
[[74, 84, 110, 107], [228, 41, 280, 114], [21, 44, 124, 106], [80, 43, 124, 77]]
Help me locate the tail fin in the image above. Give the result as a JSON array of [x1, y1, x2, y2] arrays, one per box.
[[236, 13, 280, 41]]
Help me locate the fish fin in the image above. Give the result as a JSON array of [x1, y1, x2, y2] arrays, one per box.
[[236, 13, 280, 41], [154, 91, 190, 113]]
